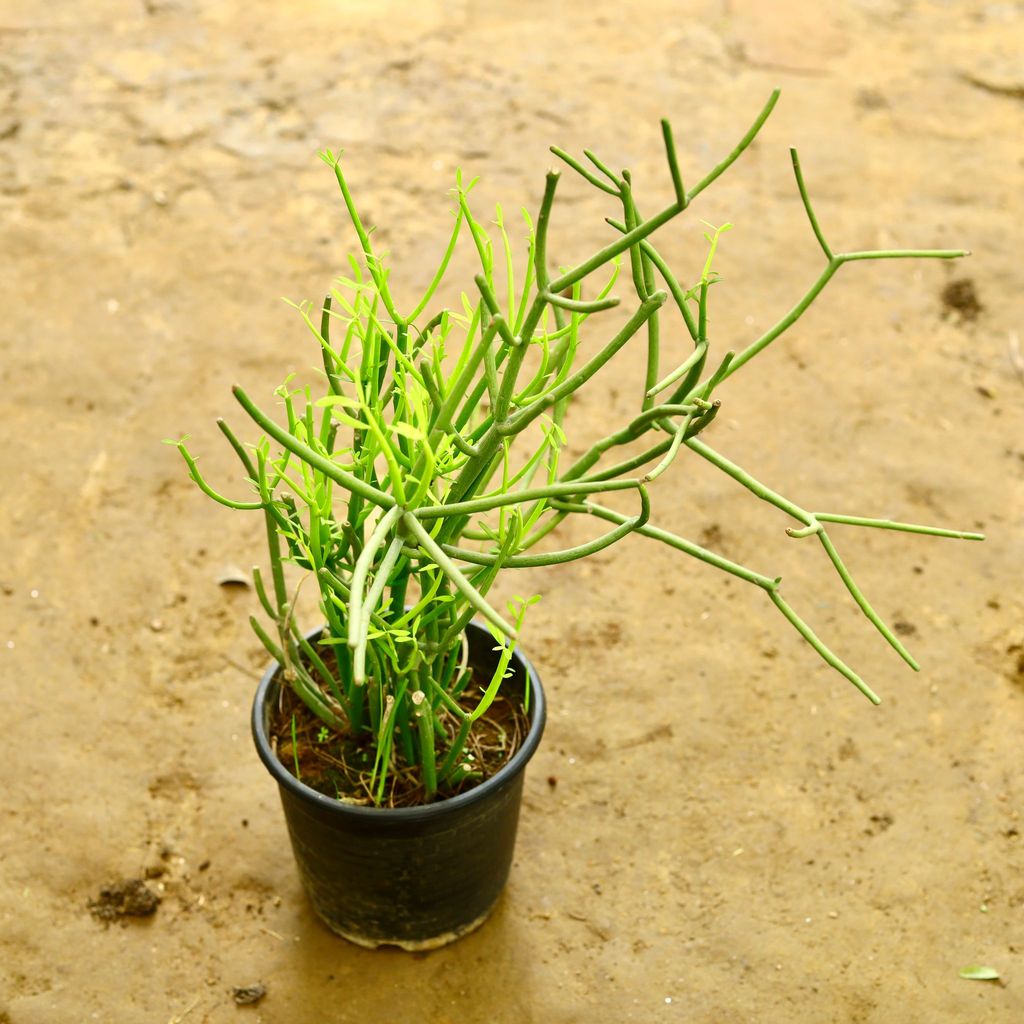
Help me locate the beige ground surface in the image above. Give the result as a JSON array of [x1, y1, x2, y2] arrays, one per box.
[[2, 0, 1023, 1021]]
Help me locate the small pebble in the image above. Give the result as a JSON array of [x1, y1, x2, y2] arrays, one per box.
[[149, 618, 164, 632], [232, 984, 266, 1006]]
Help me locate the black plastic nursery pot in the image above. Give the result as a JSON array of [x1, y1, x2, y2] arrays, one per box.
[[251, 620, 546, 951]]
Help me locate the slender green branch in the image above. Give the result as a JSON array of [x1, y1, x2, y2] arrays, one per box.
[[533, 171, 560, 293], [837, 248, 968, 262], [816, 530, 919, 671], [323, 151, 404, 326], [642, 410, 695, 483], [408, 207, 464, 322], [605, 218, 699, 341], [694, 350, 734, 401], [619, 173, 662, 411], [216, 418, 257, 478], [541, 291, 621, 313], [582, 149, 622, 189], [767, 591, 880, 704], [475, 277, 520, 347], [170, 441, 263, 510], [685, 88, 780, 204], [725, 262, 839, 379], [685, 399, 720, 437], [233, 385, 396, 509], [812, 513, 984, 540], [348, 505, 405, 650], [401, 512, 519, 640], [419, 359, 481, 457], [578, 499, 778, 589], [353, 535, 405, 685], [550, 146, 619, 195], [319, 294, 343, 395], [685, 437, 814, 525], [412, 309, 447, 359], [501, 291, 667, 435], [563, 402, 697, 482], [786, 522, 821, 540], [686, 437, 929, 670], [445, 486, 650, 567], [647, 343, 707, 398], [789, 148, 833, 261], [661, 119, 686, 206], [577, 436, 674, 483], [549, 203, 682, 294], [414, 477, 640, 519]]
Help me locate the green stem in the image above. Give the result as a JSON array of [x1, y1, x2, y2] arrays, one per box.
[[415, 477, 640, 520], [685, 437, 813, 525], [549, 146, 619, 195], [790, 148, 833, 260], [401, 512, 519, 639], [233, 385, 396, 510], [549, 203, 682, 294], [326, 153, 404, 327], [816, 530, 919, 671], [541, 291, 620, 313], [767, 591, 880, 704], [444, 486, 650, 567], [348, 505, 404, 649], [500, 292, 667, 435], [353, 534, 404, 686], [172, 442, 262, 510], [575, 498, 778, 589], [661, 118, 686, 205], [686, 88, 780, 204], [837, 248, 968, 262], [812, 513, 984, 540]]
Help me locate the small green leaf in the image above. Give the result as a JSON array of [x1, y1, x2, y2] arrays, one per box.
[[273, 372, 297, 398], [959, 966, 1000, 981], [326, 408, 369, 431], [315, 395, 360, 409], [390, 422, 424, 441]]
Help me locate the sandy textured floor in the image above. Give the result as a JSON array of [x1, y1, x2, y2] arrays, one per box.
[[2, 0, 1023, 1021]]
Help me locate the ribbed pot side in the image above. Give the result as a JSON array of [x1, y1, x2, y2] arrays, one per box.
[[251, 621, 546, 950]]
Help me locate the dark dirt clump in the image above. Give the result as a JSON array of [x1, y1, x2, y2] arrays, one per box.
[[940, 277, 983, 320], [88, 879, 161, 923]]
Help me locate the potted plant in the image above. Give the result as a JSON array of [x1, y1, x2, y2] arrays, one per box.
[[169, 88, 981, 950]]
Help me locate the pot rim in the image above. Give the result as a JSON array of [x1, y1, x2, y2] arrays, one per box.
[[251, 621, 546, 822]]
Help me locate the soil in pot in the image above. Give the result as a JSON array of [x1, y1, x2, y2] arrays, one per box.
[[267, 658, 531, 808]]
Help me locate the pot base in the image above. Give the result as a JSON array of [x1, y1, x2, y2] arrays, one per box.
[[320, 898, 498, 951]]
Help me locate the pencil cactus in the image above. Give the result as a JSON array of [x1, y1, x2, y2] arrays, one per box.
[[171, 89, 980, 805]]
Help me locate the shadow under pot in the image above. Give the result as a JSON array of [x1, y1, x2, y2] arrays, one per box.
[[250, 620, 546, 951]]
